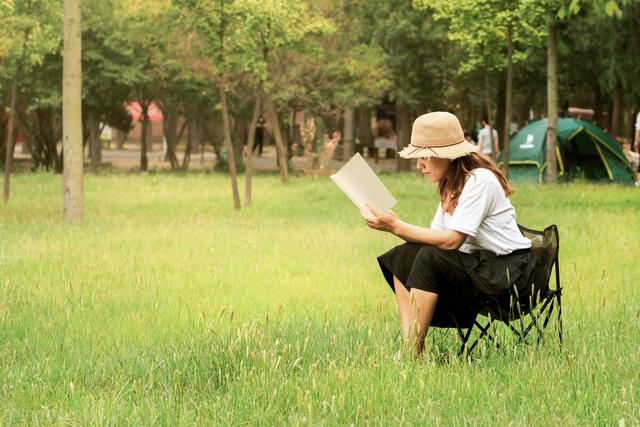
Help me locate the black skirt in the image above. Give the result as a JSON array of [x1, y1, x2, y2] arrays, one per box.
[[376, 241, 537, 327]]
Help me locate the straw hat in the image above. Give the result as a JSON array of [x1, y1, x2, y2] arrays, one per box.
[[397, 111, 479, 159]]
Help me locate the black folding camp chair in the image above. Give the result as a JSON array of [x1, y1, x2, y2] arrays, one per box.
[[447, 223, 563, 358]]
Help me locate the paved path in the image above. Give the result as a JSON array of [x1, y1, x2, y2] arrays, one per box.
[[94, 144, 406, 173]]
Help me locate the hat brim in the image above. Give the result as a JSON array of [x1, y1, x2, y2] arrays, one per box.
[[397, 140, 479, 159]]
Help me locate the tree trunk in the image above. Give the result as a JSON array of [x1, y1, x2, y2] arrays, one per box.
[[88, 114, 101, 173], [484, 72, 497, 163], [611, 82, 623, 138], [3, 72, 18, 203], [502, 21, 513, 178], [396, 102, 412, 172], [182, 119, 193, 169], [232, 116, 246, 169], [219, 81, 241, 209], [342, 107, 355, 160], [265, 91, 289, 183], [115, 128, 126, 149], [161, 106, 180, 168], [546, 19, 558, 184], [356, 107, 372, 157], [140, 102, 149, 171], [245, 95, 262, 206], [62, 0, 83, 222]]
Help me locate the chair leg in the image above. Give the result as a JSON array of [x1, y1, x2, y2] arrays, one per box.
[[519, 295, 554, 343], [452, 313, 478, 358], [539, 291, 563, 349], [505, 320, 529, 345], [557, 291, 563, 348], [457, 326, 474, 357], [466, 319, 495, 354]]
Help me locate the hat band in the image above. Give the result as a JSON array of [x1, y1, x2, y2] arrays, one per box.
[[409, 139, 467, 156], [409, 139, 467, 149]]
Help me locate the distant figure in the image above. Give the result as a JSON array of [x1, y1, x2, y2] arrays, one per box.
[[623, 141, 640, 171], [100, 123, 112, 150], [319, 130, 341, 169], [623, 141, 640, 186], [252, 117, 265, 157], [477, 118, 499, 161], [464, 131, 476, 145], [373, 118, 397, 163]]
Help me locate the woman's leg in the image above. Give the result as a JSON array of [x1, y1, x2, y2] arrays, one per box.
[[393, 275, 439, 355], [392, 275, 412, 339], [406, 288, 439, 356]]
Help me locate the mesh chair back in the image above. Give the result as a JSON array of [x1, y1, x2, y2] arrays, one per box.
[[513, 223, 559, 311]]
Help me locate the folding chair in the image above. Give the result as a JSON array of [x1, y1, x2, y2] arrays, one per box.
[[447, 223, 563, 358]]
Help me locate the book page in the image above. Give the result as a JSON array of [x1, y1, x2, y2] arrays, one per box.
[[330, 153, 397, 216]]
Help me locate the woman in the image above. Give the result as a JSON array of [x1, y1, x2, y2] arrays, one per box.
[[360, 111, 535, 359]]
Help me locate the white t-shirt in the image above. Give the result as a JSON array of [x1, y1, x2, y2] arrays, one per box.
[[477, 127, 498, 155], [430, 167, 532, 255]]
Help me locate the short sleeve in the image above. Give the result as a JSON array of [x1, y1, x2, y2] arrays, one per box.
[[447, 173, 496, 237], [430, 202, 445, 230], [635, 112, 640, 131]]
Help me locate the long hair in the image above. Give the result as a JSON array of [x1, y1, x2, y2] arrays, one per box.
[[438, 151, 514, 214]]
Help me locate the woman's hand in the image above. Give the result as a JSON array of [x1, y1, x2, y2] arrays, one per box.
[[360, 202, 400, 234]]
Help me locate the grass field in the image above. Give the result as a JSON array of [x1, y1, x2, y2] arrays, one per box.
[[1, 170, 639, 425]]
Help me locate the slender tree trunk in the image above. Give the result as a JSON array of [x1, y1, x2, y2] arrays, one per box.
[[232, 116, 247, 169], [219, 81, 241, 209], [396, 103, 412, 172], [88, 114, 101, 173], [140, 104, 149, 172], [245, 95, 262, 206], [546, 19, 558, 184], [356, 107, 372, 157], [3, 72, 18, 203], [162, 107, 180, 168], [115, 128, 125, 149], [62, 0, 83, 222], [502, 21, 513, 178], [342, 107, 354, 160], [182, 113, 199, 169], [484, 72, 496, 163], [182, 120, 193, 169], [265, 91, 289, 183], [611, 82, 623, 138]]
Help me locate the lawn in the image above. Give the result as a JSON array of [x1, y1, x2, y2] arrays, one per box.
[[1, 170, 639, 425]]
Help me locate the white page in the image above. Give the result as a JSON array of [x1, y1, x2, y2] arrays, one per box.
[[330, 152, 397, 215]]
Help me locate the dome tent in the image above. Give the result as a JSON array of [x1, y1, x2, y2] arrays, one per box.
[[497, 117, 635, 184]]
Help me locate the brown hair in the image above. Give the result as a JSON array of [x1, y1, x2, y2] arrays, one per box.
[[438, 151, 514, 214]]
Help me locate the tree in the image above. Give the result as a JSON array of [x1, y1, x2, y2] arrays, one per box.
[[175, 0, 245, 208], [0, 0, 60, 201], [62, 0, 83, 222]]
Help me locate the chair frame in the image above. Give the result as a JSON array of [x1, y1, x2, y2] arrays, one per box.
[[449, 223, 564, 358]]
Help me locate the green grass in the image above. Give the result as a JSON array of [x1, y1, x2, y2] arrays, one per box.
[[1, 169, 639, 425]]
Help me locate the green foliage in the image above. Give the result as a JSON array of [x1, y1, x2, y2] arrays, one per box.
[[422, 0, 545, 74], [0, 0, 61, 76], [351, 0, 455, 108]]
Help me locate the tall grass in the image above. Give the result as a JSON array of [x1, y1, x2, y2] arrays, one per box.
[[0, 170, 638, 425]]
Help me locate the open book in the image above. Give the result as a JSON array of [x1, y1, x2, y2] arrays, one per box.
[[330, 152, 397, 217]]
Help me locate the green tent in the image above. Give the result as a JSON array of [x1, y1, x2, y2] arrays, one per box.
[[497, 117, 636, 183]]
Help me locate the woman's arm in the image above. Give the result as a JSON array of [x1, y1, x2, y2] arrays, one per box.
[[392, 220, 468, 250], [361, 203, 468, 250]]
